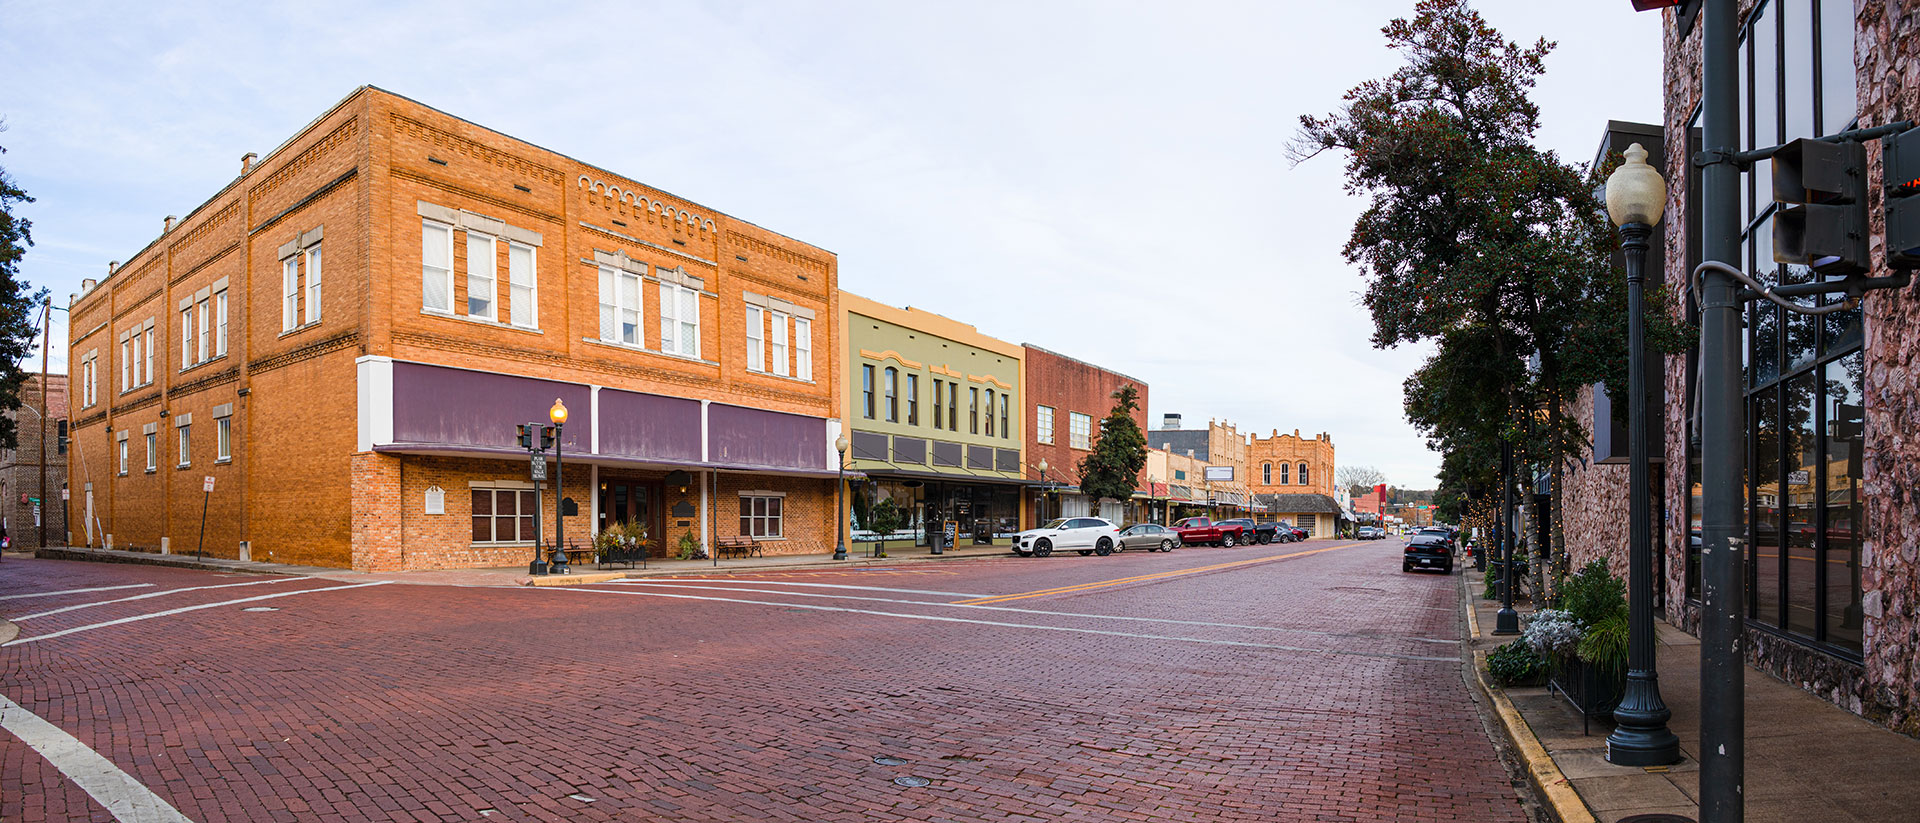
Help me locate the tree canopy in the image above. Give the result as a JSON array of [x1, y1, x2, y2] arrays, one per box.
[[0, 128, 48, 451]]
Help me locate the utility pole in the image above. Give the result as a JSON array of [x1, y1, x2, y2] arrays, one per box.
[[39, 299, 50, 550]]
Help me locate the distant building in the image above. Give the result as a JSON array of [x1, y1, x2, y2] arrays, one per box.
[[1249, 429, 1341, 537], [1146, 415, 1251, 516], [1, 375, 70, 549]]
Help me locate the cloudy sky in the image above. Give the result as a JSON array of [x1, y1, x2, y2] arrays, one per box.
[[0, 1, 1664, 488]]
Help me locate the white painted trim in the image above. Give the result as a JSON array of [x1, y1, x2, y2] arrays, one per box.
[[355, 356, 395, 452], [737, 490, 788, 498], [700, 399, 711, 462], [589, 385, 601, 455], [468, 479, 535, 489]]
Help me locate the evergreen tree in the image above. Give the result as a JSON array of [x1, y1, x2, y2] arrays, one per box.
[[1077, 384, 1148, 516], [0, 128, 48, 451]]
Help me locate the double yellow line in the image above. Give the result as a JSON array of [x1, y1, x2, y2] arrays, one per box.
[[954, 543, 1360, 605]]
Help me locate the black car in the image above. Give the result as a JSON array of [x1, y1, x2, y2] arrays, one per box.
[[1219, 518, 1277, 544], [1256, 521, 1298, 543], [1403, 534, 1453, 573]]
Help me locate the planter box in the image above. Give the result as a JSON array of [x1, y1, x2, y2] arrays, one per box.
[[1550, 655, 1624, 734]]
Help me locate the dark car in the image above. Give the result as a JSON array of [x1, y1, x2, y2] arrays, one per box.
[[1116, 523, 1181, 552], [1403, 534, 1453, 573], [1256, 521, 1297, 543], [1218, 518, 1276, 544], [1285, 523, 1309, 542]]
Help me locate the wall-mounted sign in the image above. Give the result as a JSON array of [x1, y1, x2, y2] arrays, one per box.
[[670, 500, 695, 518], [424, 485, 445, 515], [1787, 470, 1810, 485], [1204, 466, 1235, 482], [530, 456, 547, 482]]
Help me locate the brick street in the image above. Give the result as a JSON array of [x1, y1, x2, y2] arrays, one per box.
[[1, 541, 1531, 822]]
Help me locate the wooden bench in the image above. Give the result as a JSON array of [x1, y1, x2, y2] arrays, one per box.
[[714, 535, 762, 559]]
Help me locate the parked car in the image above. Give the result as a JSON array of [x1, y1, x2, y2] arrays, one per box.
[[1356, 526, 1384, 540], [1413, 527, 1456, 553], [1116, 523, 1181, 552], [1014, 517, 1120, 557], [1283, 522, 1309, 542], [1403, 534, 1454, 573], [1172, 516, 1250, 547], [1257, 521, 1298, 543], [1218, 518, 1277, 544]]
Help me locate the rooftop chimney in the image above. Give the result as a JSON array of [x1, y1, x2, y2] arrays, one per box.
[[1162, 413, 1182, 430], [81, 278, 96, 293], [107, 261, 119, 274], [163, 215, 178, 233], [241, 152, 258, 174]]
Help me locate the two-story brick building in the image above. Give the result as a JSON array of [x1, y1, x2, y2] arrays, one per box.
[[1249, 429, 1341, 538], [1021, 345, 1148, 527], [67, 86, 842, 571], [1, 374, 69, 549]]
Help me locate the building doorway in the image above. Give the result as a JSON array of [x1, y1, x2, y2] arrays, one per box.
[[598, 479, 662, 555]]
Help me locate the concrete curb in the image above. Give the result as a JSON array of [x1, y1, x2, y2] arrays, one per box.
[[33, 547, 310, 576], [1464, 570, 1595, 823], [0, 619, 16, 645], [522, 572, 627, 587]]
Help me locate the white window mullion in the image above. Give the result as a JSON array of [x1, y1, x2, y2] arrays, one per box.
[[304, 245, 322, 323]]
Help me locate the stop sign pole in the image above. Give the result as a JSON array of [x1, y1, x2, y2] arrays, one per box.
[[197, 475, 214, 561]]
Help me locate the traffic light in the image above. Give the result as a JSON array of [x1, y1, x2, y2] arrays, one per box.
[[516, 423, 533, 450], [1773, 137, 1868, 275], [1882, 128, 1920, 269], [540, 426, 555, 451]]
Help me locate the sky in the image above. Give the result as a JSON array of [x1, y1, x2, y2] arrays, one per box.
[[0, 1, 1666, 489]]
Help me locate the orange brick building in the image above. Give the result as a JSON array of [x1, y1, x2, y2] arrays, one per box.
[[1248, 429, 1340, 537], [66, 86, 842, 571]]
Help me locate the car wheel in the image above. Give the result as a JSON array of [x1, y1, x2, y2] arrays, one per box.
[[1095, 539, 1113, 557], [1221, 533, 1236, 548], [1402, 563, 1413, 573], [1159, 539, 1172, 552], [1034, 539, 1052, 558]]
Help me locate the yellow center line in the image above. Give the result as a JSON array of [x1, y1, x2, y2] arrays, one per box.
[[953, 543, 1363, 605]]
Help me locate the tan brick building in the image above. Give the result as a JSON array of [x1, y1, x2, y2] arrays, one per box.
[[67, 86, 842, 571], [1249, 429, 1340, 537], [1, 375, 69, 549]]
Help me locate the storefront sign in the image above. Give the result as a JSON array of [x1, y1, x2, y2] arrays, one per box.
[[1204, 466, 1235, 482]]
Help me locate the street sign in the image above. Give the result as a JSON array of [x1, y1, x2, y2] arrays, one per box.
[[203, 476, 216, 493], [530, 456, 547, 482]]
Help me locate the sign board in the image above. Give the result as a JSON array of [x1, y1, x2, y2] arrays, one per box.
[[203, 476, 216, 493], [1204, 466, 1235, 482], [1788, 470, 1811, 485], [942, 520, 959, 548], [529, 456, 547, 482], [424, 486, 445, 515]]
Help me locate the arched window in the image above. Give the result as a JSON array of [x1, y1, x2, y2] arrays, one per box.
[[1262, 463, 1272, 484], [884, 367, 898, 422], [1278, 463, 1289, 485], [1298, 463, 1310, 485]]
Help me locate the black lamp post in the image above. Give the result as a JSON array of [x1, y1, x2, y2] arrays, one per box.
[[548, 398, 569, 574], [1493, 437, 1520, 635], [1603, 143, 1682, 766], [1036, 458, 1051, 524], [833, 434, 849, 561]]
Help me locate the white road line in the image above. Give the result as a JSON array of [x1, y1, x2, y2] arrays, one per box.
[[615, 581, 1459, 645], [611, 579, 990, 598], [13, 578, 299, 621], [0, 584, 155, 601], [0, 693, 194, 823], [2, 582, 393, 647], [558, 587, 1459, 663]]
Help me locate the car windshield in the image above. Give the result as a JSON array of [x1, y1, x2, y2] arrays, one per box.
[[1042, 519, 1070, 530]]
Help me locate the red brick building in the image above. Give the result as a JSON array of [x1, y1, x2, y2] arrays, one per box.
[[1022, 345, 1148, 526], [67, 86, 842, 571], [1, 375, 69, 549]]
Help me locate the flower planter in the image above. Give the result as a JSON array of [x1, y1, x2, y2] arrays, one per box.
[[1550, 655, 1624, 735]]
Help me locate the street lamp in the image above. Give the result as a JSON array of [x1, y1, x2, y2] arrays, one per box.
[[1603, 143, 1681, 765], [548, 398, 569, 574], [833, 434, 849, 560], [1036, 458, 1050, 524]]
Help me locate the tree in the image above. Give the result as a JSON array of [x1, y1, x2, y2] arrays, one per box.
[[868, 496, 902, 559], [1336, 465, 1388, 497], [0, 126, 47, 451], [1078, 383, 1148, 515], [1290, 0, 1688, 544]]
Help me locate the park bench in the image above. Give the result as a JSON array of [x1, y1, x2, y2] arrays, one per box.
[[714, 535, 762, 559]]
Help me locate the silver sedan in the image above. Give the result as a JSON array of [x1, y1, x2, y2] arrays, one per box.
[[1115, 523, 1181, 552]]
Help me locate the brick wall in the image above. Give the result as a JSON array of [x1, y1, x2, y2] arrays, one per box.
[[1022, 345, 1148, 516], [1248, 429, 1335, 497], [0, 375, 70, 548]]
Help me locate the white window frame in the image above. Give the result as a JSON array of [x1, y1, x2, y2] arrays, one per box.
[[1069, 412, 1092, 450], [144, 432, 157, 472], [216, 417, 232, 462], [196, 298, 210, 364], [507, 241, 536, 329], [282, 256, 300, 332], [745, 305, 764, 372], [467, 232, 497, 321], [769, 311, 789, 376], [177, 423, 191, 468], [304, 245, 322, 324], [1037, 405, 1054, 445], [215, 292, 228, 357], [794, 316, 812, 381], [740, 494, 785, 539], [180, 306, 194, 370], [120, 338, 131, 393], [599, 266, 644, 347], [117, 435, 127, 475], [82, 353, 97, 408], [143, 326, 154, 384], [660, 282, 699, 358], [422, 219, 455, 314]]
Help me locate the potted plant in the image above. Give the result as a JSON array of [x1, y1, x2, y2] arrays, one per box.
[[868, 497, 901, 559], [676, 531, 705, 561], [1524, 560, 1629, 725]]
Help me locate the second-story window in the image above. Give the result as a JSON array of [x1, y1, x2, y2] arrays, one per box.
[[1298, 463, 1309, 485], [1001, 394, 1009, 439], [177, 422, 191, 468], [422, 220, 454, 314], [120, 337, 131, 392], [180, 306, 194, 370], [143, 326, 153, 381], [598, 266, 642, 346], [984, 389, 995, 437], [508, 242, 536, 329], [862, 365, 875, 419], [769, 311, 789, 376], [467, 232, 497, 320], [970, 388, 980, 435], [1279, 463, 1289, 484], [932, 379, 944, 428], [906, 374, 918, 425], [196, 296, 210, 364], [304, 245, 322, 324], [745, 306, 764, 371], [282, 256, 300, 331], [1036, 405, 1054, 444], [1069, 412, 1092, 450], [214, 291, 227, 357], [794, 317, 812, 380], [884, 367, 898, 422], [947, 382, 957, 431], [1263, 463, 1272, 484], [659, 282, 699, 357]]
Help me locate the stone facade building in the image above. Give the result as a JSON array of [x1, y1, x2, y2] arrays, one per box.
[[1021, 344, 1148, 527], [67, 86, 842, 571], [1, 375, 70, 549], [1642, 0, 1920, 734]]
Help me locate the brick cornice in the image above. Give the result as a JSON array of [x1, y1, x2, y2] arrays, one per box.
[[248, 330, 361, 375]]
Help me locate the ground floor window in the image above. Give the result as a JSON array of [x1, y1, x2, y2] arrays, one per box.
[[741, 495, 784, 538], [862, 479, 1018, 546], [1296, 514, 1318, 533], [472, 488, 535, 543]]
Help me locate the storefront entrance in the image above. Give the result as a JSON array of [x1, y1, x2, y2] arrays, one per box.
[[598, 478, 663, 555]]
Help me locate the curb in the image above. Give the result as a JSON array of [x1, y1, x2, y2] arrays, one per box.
[[1464, 571, 1595, 823], [0, 619, 16, 645], [33, 547, 308, 576], [522, 572, 627, 587]]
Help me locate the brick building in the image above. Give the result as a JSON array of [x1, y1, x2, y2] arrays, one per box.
[[1022, 345, 1148, 527], [1, 375, 69, 549], [1146, 415, 1252, 515], [67, 86, 842, 571], [1249, 429, 1342, 537]]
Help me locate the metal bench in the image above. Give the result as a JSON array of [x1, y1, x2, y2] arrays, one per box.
[[714, 535, 762, 559]]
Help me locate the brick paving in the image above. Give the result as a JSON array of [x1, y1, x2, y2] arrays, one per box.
[[1, 541, 1529, 822]]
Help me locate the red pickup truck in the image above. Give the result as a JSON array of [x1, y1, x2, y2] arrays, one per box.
[[1171, 516, 1251, 548]]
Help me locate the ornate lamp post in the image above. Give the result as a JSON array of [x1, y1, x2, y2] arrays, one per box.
[[1603, 143, 1681, 765], [1036, 458, 1050, 524], [833, 434, 849, 560], [548, 398, 569, 574]]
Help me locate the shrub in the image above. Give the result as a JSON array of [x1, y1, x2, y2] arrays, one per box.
[[1559, 559, 1628, 628], [1577, 610, 1629, 674], [676, 532, 704, 560], [1487, 640, 1548, 686], [1522, 608, 1583, 659]]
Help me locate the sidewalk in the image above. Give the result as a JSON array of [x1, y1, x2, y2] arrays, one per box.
[[1462, 564, 1920, 823], [34, 541, 1016, 587]]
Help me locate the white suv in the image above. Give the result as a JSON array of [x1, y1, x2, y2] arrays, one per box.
[[1014, 517, 1121, 557]]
